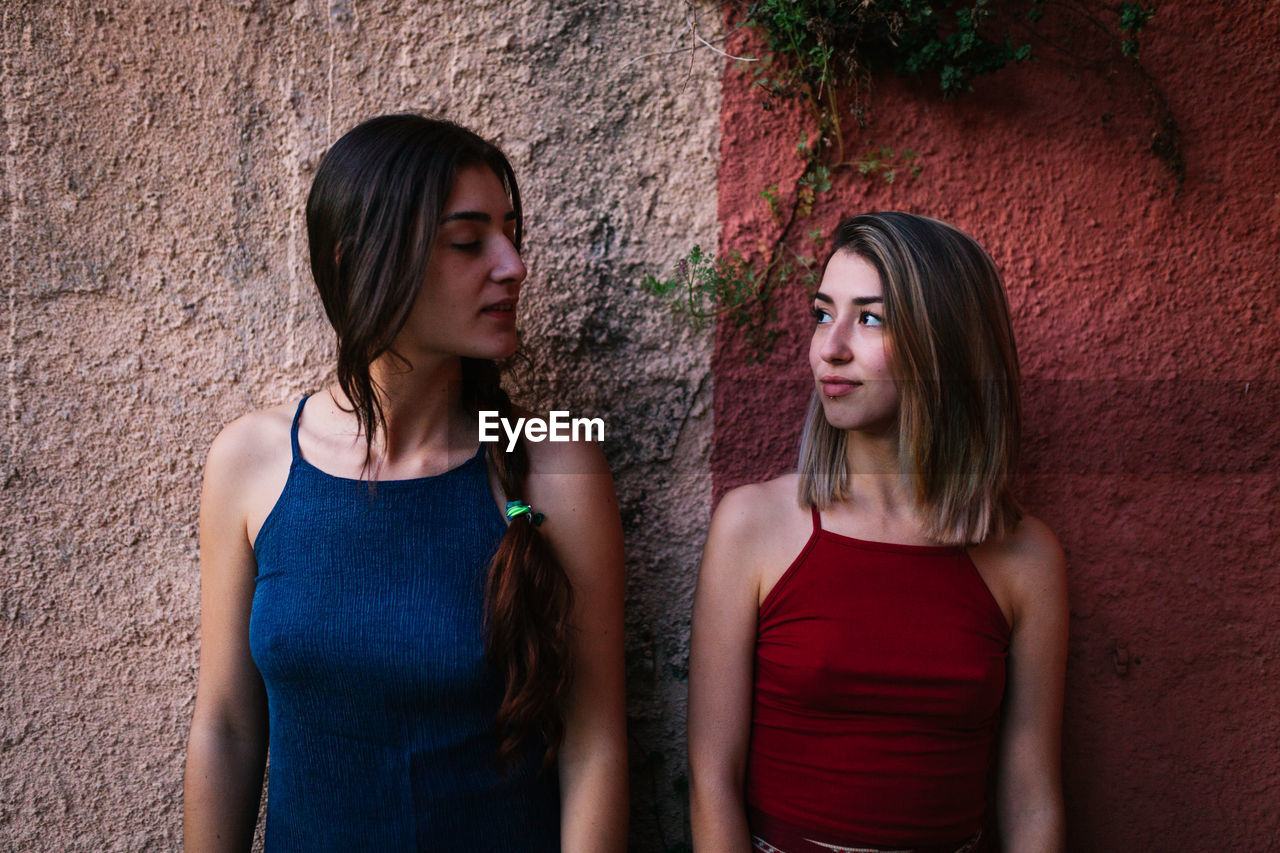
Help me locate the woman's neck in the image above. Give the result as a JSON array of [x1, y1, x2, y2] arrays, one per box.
[[842, 429, 915, 519], [343, 352, 473, 471]]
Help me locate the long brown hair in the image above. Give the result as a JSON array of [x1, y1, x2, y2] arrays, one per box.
[[464, 358, 573, 768], [798, 212, 1023, 545], [306, 114, 572, 767]]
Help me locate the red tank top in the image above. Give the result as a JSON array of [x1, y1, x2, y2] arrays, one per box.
[[746, 506, 1010, 848]]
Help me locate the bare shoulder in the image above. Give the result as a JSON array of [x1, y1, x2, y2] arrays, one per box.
[[202, 403, 297, 543], [971, 514, 1068, 628], [985, 515, 1065, 579], [520, 426, 615, 534], [520, 432, 620, 582], [523, 427, 611, 479], [703, 474, 811, 604], [710, 474, 803, 548], [206, 404, 295, 474]]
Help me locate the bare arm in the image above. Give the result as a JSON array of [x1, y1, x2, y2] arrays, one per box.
[[528, 441, 628, 853], [688, 487, 762, 853], [183, 420, 275, 852], [991, 517, 1069, 852]]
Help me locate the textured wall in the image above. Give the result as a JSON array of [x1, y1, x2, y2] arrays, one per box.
[[713, 1, 1278, 849], [0, 1, 720, 849]]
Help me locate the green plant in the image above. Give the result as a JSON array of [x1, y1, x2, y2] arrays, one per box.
[[640, 245, 761, 326], [643, 0, 1178, 347], [1117, 2, 1156, 56], [742, 0, 1048, 165], [857, 146, 923, 184]]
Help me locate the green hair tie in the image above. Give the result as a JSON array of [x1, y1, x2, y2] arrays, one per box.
[[505, 500, 545, 527]]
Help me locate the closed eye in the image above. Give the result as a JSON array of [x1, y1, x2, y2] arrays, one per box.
[[450, 241, 482, 251]]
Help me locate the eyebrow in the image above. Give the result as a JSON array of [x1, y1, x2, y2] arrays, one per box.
[[440, 210, 518, 224], [813, 292, 883, 306]]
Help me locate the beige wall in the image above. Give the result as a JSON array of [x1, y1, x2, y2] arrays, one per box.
[[0, 2, 720, 848]]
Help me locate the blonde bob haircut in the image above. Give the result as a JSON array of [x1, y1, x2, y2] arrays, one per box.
[[798, 212, 1023, 546]]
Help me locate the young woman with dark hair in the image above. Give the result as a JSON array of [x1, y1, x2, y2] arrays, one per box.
[[184, 114, 627, 851], [689, 212, 1068, 852]]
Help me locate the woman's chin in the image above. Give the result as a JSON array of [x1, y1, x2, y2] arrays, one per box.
[[821, 407, 898, 436], [471, 336, 519, 362], [492, 335, 519, 360]]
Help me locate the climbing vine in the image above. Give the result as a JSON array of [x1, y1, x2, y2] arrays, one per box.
[[642, 0, 1175, 348]]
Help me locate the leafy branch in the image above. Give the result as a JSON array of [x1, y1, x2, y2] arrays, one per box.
[[643, 0, 1173, 348]]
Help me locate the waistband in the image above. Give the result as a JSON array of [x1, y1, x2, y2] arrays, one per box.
[[748, 808, 982, 853]]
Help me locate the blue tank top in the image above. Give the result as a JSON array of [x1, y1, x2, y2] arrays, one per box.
[[249, 397, 559, 851]]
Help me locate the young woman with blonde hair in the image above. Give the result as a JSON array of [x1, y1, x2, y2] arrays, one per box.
[[184, 115, 627, 851], [690, 212, 1068, 852]]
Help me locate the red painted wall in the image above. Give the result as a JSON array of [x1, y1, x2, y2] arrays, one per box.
[[713, 2, 1279, 848]]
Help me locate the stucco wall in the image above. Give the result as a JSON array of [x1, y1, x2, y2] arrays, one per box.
[[6, 1, 1275, 849], [0, 2, 720, 849], [713, 1, 1278, 849]]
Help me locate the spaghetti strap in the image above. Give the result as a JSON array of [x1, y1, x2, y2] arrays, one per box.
[[810, 504, 823, 532], [289, 396, 309, 462]]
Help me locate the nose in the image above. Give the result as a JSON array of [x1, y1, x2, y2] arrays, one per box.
[[492, 237, 526, 285], [817, 320, 852, 365]]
